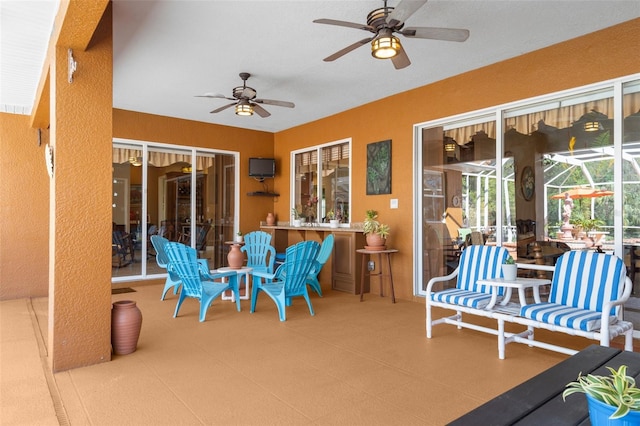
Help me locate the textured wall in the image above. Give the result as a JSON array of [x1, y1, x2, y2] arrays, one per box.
[[47, 3, 113, 371], [0, 114, 50, 299]]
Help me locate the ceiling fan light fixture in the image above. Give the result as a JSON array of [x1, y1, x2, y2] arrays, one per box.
[[235, 100, 253, 116], [584, 121, 601, 132], [371, 32, 401, 59], [129, 156, 142, 167]]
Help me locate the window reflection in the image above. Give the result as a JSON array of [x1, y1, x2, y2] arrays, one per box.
[[293, 140, 350, 224]]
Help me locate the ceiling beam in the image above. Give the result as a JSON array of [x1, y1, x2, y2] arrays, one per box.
[[30, 0, 110, 129]]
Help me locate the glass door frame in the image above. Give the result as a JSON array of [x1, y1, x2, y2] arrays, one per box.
[[413, 73, 640, 298], [112, 137, 240, 283]]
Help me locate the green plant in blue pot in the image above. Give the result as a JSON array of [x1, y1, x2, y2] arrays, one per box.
[[563, 365, 640, 424]]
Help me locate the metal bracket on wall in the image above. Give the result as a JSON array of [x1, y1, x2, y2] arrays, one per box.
[[68, 48, 77, 83]]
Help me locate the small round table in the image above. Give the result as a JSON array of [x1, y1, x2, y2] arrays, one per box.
[[217, 266, 253, 302], [356, 248, 398, 303]]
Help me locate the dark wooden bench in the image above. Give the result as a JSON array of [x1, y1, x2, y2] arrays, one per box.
[[448, 345, 640, 425]]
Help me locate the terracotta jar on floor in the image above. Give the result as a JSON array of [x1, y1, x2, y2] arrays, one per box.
[[111, 300, 143, 355]]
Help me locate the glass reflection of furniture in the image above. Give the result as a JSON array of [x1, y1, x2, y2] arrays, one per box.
[[165, 172, 205, 234]]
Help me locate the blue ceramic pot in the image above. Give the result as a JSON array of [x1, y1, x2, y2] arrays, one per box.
[[586, 394, 640, 426]]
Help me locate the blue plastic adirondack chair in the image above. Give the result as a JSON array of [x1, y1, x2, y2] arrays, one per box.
[[152, 235, 213, 300], [163, 242, 241, 322], [306, 234, 335, 297], [250, 240, 320, 321], [241, 231, 276, 274]]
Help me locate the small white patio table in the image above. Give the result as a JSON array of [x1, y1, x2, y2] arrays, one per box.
[[216, 266, 253, 302], [477, 277, 551, 311]]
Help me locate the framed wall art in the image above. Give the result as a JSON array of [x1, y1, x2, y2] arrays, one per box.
[[521, 166, 535, 201], [366, 139, 392, 195]]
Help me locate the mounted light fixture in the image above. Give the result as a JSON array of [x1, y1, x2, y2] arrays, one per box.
[[371, 28, 401, 59], [444, 141, 457, 152], [128, 156, 142, 167], [235, 99, 254, 116], [577, 109, 607, 132], [584, 121, 602, 132]]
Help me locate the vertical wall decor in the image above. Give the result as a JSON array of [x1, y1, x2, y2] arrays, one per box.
[[366, 139, 392, 195]]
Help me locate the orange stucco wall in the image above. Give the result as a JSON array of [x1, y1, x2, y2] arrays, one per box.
[[47, 3, 114, 371], [0, 114, 50, 299], [274, 18, 640, 301]]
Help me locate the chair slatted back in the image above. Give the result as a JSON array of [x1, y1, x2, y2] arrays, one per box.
[[195, 222, 211, 251], [150, 235, 169, 268], [241, 231, 276, 273], [550, 251, 626, 315], [164, 242, 204, 299], [457, 245, 509, 294], [278, 241, 320, 294], [315, 234, 335, 267]]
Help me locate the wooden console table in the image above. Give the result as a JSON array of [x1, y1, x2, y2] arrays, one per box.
[[448, 345, 640, 425], [260, 225, 367, 295]]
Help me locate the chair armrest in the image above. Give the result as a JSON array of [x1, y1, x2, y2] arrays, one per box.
[[425, 268, 459, 294], [601, 275, 633, 320], [252, 270, 276, 280]]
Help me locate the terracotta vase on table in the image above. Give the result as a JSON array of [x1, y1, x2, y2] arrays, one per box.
[[266, 212, 276, 225], [365, 233, 387, 251], [227, 244, 244, 269]]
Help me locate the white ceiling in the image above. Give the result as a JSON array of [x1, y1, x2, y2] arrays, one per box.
[[2, 1, 640, 132]]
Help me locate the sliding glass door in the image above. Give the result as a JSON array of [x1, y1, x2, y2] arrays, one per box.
[[112, 141, 238, 282]]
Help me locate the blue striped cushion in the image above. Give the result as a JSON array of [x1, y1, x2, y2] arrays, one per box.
[[520, 303, 615, 331], [549, 251, 625, 315], [431, 288, 493, 309], [456, 245, 510, 295]]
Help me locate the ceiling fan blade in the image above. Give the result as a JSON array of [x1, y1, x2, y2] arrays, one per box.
[[323, 37, 374, 62], [254, 98, 295, 108], [240, 87, 257, 99], [313, 18, 373, 32], [391, 47, 411, 70], [386, 0, 428, 27], [252, 103, 271, 118], [401, 26, 470, 42], [195, 93, 234, 100], [210, 103, 236, 114]]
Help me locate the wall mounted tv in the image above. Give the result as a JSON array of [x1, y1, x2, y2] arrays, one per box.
[[248, 157, 276, 178]]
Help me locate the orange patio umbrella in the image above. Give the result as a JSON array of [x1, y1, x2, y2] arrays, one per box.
[[551, 187, 614, 200]]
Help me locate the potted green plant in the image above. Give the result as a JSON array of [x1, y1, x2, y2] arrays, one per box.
[[234, 231, 243, 243], [363, 210, 390, 250], [327, 210, 340, 228], [291, 207, 304, 227], [563, 365, 640, 424], [502, 255, 517, 281]]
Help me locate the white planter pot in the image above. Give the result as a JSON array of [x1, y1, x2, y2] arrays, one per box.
[[502, 264, 517, 281], [234, 236, 243, 243], [293, 219, 301, 227], [329, 219, 340, 228]]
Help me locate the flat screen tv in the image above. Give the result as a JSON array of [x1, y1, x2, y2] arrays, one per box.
[[248, 157, 276, 178]]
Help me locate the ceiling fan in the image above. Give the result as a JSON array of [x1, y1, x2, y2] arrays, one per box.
[[195, 72, 295, 118], [313, 0, 469, 70]]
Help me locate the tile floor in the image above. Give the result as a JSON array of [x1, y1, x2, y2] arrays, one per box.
[[1, 284, 615, 425]]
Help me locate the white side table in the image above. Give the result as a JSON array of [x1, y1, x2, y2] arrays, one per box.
[[216, 266, 253, 302], [477, 277, 551, 311]]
